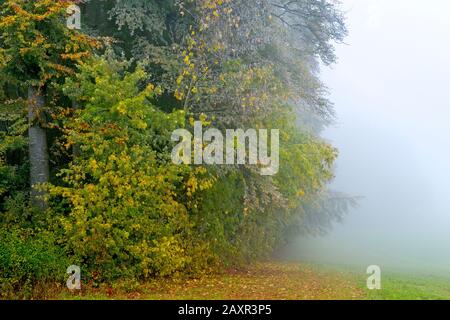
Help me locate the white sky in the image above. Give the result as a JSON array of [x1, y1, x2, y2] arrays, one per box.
[[290, 0, 450, 273], [325, 0, 450, 195]]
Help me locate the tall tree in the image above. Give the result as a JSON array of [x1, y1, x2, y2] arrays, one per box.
[[27, 87, 49, 208], [79, 0, 350, 248], [0, 0, 97, 208]]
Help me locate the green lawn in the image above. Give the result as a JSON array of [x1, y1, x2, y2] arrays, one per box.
[[362, 273, 450, 300], [311, 262, 450, 300]]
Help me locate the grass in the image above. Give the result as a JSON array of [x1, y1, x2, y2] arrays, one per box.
[[45, 262, 450, 300], [363, 273, 450, 300], [57, 262, 364, 300]]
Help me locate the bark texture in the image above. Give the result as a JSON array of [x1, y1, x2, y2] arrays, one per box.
[[28, 86, 49, 209]]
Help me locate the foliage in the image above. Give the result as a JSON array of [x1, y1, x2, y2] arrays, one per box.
[[0, 119, 28, 212], [0, 0, 98, 89], [0, 0, 100, 214], [47, 57, 214, 280], [0, 0, 352, 294], [0, 228, 69, 299]]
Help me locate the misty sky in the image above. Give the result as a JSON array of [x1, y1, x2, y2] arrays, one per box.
[[286, 0, 450, 274]]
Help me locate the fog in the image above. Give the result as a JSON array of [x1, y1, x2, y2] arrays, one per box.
[[284, 0, 450, 275]]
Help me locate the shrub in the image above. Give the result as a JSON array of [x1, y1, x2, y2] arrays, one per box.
[[0, 228, 69, 299], [48, 58, 214, 281]]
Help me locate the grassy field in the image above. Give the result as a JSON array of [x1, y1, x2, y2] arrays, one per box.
[[55, 262, 450, 300], [363, 272, 450, 300]]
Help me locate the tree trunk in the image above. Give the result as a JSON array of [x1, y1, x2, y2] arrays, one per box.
[[28, 86, 49, 209]]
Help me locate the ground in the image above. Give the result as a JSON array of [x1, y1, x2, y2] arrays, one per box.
[[365, 272, 450, 300], [54, 262, 450, 300]]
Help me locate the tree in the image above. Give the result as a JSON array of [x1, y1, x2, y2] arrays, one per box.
[[0, 0, 98, 208], [27, 87, 49, 208], [0, 0, 352, 285], [49, 56, 215, 279], [79, 0, 351, 255]]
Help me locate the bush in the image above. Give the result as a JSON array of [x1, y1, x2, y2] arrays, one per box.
[[0, 228, 69, 299], [48, 58, 214, 281]]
